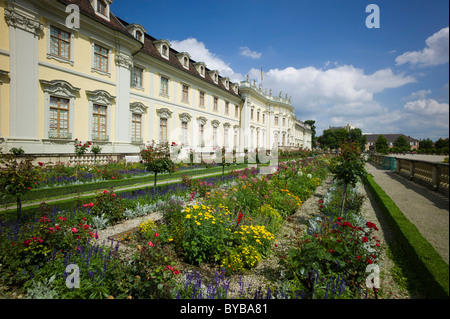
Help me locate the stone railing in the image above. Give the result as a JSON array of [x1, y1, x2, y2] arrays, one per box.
[[370, 154, 449, 196], [12, 153, 140, 167]]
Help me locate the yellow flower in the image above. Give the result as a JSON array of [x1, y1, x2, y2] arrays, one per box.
[[186, 214, 191, 219], [185, 207, 191, 213]]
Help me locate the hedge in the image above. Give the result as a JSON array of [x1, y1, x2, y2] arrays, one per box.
[[363, 174, 449, 299]]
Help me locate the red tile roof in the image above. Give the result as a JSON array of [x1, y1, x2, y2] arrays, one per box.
[[56, 0, 241, 99]]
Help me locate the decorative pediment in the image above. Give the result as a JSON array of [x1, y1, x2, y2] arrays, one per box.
[[179, 112, 192, 123], [86, 90, 115, 105], [130, 102, 148, 114], [223, 122, 231, 128], [211, 120, 220, 128], [40, 80, 80, 98], [197, 116, 207, 125], [156, 107, 173, 119], [221, 77, 230, 89]]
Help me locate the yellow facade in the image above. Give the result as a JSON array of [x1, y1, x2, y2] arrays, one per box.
[[0, 0, 312, 156]]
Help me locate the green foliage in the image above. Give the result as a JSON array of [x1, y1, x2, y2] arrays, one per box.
[[0, 149, 38, 218], [90, 188, 126, 224], [74, 139, 92, 156], [375, 135, 389, 154], [332, 141, 366, 189]]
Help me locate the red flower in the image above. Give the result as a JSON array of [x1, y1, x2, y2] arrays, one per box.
[[71, 227, 78, 234], [237, 213, 244, 225], [154, 233, 159, 237], [38, 162, 44, 166], [362, 237, 369, 243], [329, 249, 335, 254]]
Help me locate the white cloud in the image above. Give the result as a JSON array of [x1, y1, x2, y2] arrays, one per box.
[[404, 99, 449, 115], [170, 37, 243, 82], [239, 46, 262, 59], [249, 65, 415, 109], [395, 27, 449, 67], [405, 89, 432, 100]]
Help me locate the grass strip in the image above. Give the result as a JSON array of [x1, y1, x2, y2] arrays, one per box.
[[363, 173, 449, 299]]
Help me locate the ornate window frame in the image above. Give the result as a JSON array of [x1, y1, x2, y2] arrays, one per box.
[[40, 80, 80, 140], [86, 89, 115, 142], [130, 102, 148, 144]]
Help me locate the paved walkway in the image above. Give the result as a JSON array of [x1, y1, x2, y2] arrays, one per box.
[[365, 162, 449, 264]]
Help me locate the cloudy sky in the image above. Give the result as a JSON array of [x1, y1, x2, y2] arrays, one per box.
[[112, 0, 449, 141]]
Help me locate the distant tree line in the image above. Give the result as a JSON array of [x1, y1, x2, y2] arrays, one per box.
[[374, 135, 449, 155]]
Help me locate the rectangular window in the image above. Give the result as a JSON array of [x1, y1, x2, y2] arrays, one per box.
[[97, 0, 107, 15], [132, 66, 143, 88], [50, 26, 70, 60], [49, 96, 70, 139], [282, 118, 286, 127], [132, 113, 142, 142], [94, 44, 109, 72], [93, 104, 107, 140], [275, 116, 279, 126], [263, 113, 265, 124], [213, 127, 217, 146], [182, 85, 189, 102], [160, 76, 169, 96], [182, 122, 188, 145], [199, 91, 205, 107], [224, 128, 229, 147], [213, 97, 218, 112], [257, 111, 260, 122], [251, 109, 254, 120], [225, 102, 229, 115], [160, 118, 168, 143], [199, 124, 204, 147], [235, 105, 239, 118]]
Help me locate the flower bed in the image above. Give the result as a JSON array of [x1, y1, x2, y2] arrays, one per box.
[[0, 154, 386, 299]]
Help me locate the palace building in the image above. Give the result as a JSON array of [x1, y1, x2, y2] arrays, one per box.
[[0, 0, 312, 159]]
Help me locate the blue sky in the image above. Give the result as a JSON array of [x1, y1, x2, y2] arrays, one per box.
[[111, 0, 449, 141]]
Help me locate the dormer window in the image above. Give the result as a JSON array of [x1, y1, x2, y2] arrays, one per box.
[[221, 77, 230, 89], [125, 24, 147, 43], [136, 31, 142, 41], [208, 70, 219, 84], [91, 0, 112, 21], [193, 62, 206, 77], [154, 39, 171, 60], [233, 84, 239, 94], [176, 52, 191, 70], [98, 0, 107, 15]]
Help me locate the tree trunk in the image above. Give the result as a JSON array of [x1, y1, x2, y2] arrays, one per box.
[[340, 182, 347, 217], [17, 195, 22, 221]]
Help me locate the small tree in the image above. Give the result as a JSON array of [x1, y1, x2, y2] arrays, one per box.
[[393, 135, 410, 152], [0, 148, 38, 220], [331, 141, 366, 216], [140, 141, 176, 194], [375, 135, 389, 154]]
